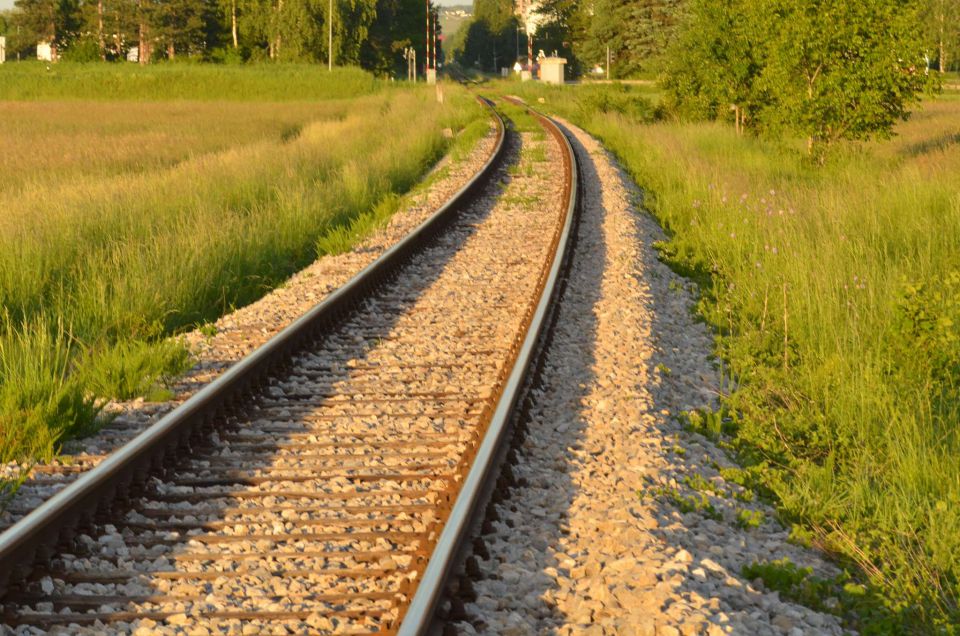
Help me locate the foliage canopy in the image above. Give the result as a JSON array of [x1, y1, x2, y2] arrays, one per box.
[[6, 0, 436, 76], [663, 0, 937, 156]]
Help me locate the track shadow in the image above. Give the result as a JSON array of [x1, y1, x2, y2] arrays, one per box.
[[619, 136, 850, 634], [455, 120, 606, 632], [14, 125, 528, 632], [458, 122, 845, 635]]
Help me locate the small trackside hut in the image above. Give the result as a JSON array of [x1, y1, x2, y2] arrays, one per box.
[[540, 57, 567, 85]]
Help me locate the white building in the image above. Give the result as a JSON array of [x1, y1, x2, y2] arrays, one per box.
[[0, 37, 6, 64], [37, 41, 54, 62], [540, 57, 566, 85]]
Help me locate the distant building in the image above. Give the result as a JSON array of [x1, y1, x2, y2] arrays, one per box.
[[37, 41, 54, 62], [540, 57, 566, 85], [0, 37, 6, 64]]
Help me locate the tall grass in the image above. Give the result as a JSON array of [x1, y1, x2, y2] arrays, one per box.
[[0, 83, 484, 477], [0, 63, 379, 101], [0, 101, 346, 192], [520, 82, 960, 631]]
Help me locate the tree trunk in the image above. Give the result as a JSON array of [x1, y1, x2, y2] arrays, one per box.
[[139, 24, 151, 64], [273, 0, 283, 59], [231, 0, 238, 49], [940, 7, 947, 73], [97, 0, 105, 60], [114, 9, 122, 59], [48, 15, 57, 61], [138, 0, 147, 64], [168, 42, 175, 60]]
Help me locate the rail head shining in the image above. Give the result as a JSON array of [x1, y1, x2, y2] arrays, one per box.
[[0, 98, 506, 593], [397, 100, 581, 635]]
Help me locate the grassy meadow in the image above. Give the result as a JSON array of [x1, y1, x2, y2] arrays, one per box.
[[0, 63, 380, 101], [0, 65, 485, 489], [0, 101, 343, 192], [510, 81, 960, 631]]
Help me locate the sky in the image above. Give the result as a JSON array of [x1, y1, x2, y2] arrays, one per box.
[[0, 0, 12, 10]]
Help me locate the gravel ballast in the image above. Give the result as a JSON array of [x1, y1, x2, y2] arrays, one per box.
[[0, 122, 499, 527], [455, 120, 845, 636], [3, 120, 571, 634]]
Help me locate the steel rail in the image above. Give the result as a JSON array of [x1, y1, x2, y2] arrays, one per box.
[[397, 99, 582, 634], [0, 97, 507, 596]]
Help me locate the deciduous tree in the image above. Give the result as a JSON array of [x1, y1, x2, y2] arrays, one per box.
[[586, 0, 686, 77], [13, 0, 80, 57], [664, 0, 936, 158], [361, 0, 432, 77], [922, 0, 960, 72], [661, 0, 765, 128], [532, 0, 590, 74], [453, 0, 522, 73]]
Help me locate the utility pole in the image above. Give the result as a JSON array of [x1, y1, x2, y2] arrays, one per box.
[[328, 0, 333, 71], [425, 2, 437, 83], [527, 28, 533, 69]]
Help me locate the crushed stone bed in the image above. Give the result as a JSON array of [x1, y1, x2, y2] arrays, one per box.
[[454, 120, 844, 636], [3, 123, 570, 634], [0, 122, 498, 528]]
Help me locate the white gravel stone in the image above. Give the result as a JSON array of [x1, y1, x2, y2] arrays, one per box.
[[0, 120, 500, 525], [3, 115, 572, 635], [456, 119, 846, 635]]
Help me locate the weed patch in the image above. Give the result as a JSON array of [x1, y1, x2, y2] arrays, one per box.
[[649, 485, 723, 521]]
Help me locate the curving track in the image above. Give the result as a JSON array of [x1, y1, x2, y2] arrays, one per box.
[[0, 98, 580, 635]]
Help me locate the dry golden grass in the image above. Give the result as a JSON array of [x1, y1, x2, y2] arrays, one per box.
[[0, 101, 348, 193]]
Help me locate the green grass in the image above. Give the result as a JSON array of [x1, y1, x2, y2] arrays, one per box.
[[0, 100, 342, 192], [503, 81, 960, 631], [0, 62, 379, 101], [496, 99, 542, 133], [648, 484, 723, 521], [736, 508, 764, 529], [0, 70, 486, 487]]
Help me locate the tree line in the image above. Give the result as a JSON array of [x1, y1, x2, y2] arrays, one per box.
[[454, 0, 957, 79], [0, 0, 440, 75], [662, 0, 946, 156], [452, 0, 954, 155], [451, 0, 686, 76]]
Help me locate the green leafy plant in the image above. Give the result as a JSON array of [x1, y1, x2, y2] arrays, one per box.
[[736, 508, 764, 529], [650, 485, 723, 521]]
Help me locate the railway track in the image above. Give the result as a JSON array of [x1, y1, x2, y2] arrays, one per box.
[[0, 98, 580, 635]]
